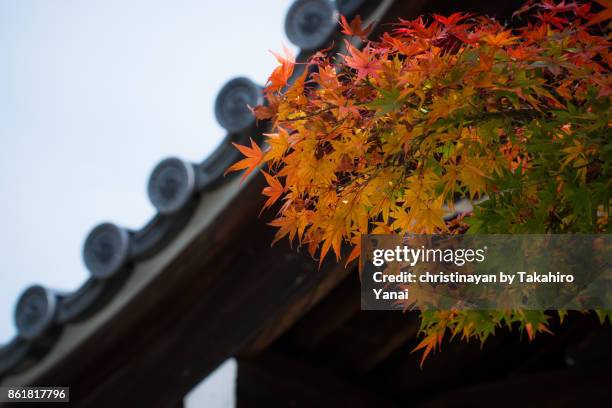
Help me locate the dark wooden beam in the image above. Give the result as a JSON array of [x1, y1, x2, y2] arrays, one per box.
[[236, 352, 400, 408], [420, 369, 612, 408], [363, 312, 607, 405], [273, 272, 421, 374], [277, 270, 362, 352], [21, 174, 351, 408], [352, 314, 419, 373], [283, 308, 421, 378], [239, 257, 354, 357]]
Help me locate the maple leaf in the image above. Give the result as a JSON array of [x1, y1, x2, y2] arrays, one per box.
[[412, 330, 444, 367], [537, 11, 569, 29], [432, 32, 464, 55], [336, 98, 361, 120], [561, 140, 589, 182], [518, 311, 553, 341], [266, 45, 295, 92], [371, 222, 394, 234], [345, 236, 361, 267], [427, 91, 464, 124], [525, 322, 553, 341], [460, 163, 491, 198], [367, 87, 404, 115], [475, 51, 494, 71], [432, 12, 472, 29], [343, 41, 384, 81], [481, 31, 519, 47], [410, 198, 448, 233], [314, 63, 341, 90], [573, 3, 594, 20], [249, 104, 275, 121], [319, 215, 345, 265], [592, 77, 612, 97], [518, 22, 548, 43], [225, 138, 264, 182], [264, 127, 290, 164], [232, 1, 612, 365], [308, 45, 334, 65], [441, 162, 460, 198], [587, 0, 612, 26], [512, 0, 537, 18], [284, 68, 309, 102], [269, 207, 310, 245], [539, 0, 578, 13], [260, 171, 284, 213], [395, 16, 440, 40], [250, 92, 280, 122], [382, 33, 428, 57], [339, 14, 374, 40], [391, 207, 416, 233]]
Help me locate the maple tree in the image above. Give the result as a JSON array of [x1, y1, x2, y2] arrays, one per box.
[[228, 1, 611, 365]]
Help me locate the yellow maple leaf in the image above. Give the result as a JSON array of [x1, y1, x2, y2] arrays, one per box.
[[264, 127, 290, 165]]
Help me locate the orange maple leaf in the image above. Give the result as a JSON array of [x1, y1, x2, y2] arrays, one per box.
[[481, 31, 519, 47], [382, 32, 428, 57], [339, 14, 374, 40], [345, 237, 361, 267], [266, 45, 295, 92], [525, 322, 553, 341], [319, 216, 345, 265], [264, 127, 290, 164], [260, 171, 284, 213], [225, 138, 264, 182], [412, 331, 444, 368]]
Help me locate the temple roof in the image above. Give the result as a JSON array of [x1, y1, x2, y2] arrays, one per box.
[[0, 0, 394, 386], [4, 2, 592, 407]]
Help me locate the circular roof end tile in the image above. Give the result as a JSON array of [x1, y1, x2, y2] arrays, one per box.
[[335, 0, 366, 16], [14, 285, 57, 341], [214, 77, 262, 133], [285, 0, 337, 51], [147, 157, 196, 215], [83, 223, 130, 279]]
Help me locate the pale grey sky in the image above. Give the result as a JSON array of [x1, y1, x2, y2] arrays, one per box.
[[0, 0, 296, 405]]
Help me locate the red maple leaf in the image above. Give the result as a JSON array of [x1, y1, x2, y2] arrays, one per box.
[[343, 41, 384, 80], [395, 16, 440, 40], [587, 0, 612, 26], [538, 11, 569, 28], [573, 3, 594, 20], [432, 12, 472, 28], [540, 0, 578, 13]]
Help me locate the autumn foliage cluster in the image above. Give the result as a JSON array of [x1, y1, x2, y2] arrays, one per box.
[[228, 1, 611, 364]]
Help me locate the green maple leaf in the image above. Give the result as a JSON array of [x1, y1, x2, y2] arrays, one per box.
[[367, 87, 405, 115]]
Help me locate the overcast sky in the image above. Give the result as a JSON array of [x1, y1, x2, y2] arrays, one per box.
[[0, 0, 296, 405]]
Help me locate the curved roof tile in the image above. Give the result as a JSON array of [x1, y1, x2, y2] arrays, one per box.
[[0, 0, 381, 379]]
